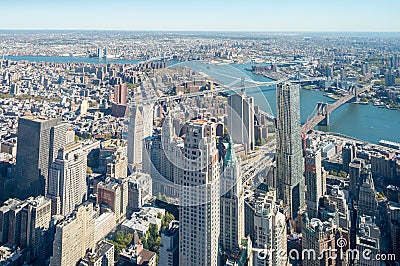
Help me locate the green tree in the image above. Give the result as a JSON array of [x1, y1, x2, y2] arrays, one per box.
[[338, 170, 348, 178], [161, 212, 175, 232], [109, 230, 133, 259], [86, 166, 93, 175]]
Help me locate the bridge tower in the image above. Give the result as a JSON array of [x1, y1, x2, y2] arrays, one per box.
[[354, 86, 358, 102], [317, 102, 329, 126]]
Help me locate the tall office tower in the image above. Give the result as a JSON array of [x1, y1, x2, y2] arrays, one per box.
[[227, 92, 255, 152], [305, 149, 324, 218], [370, 152, 398, 185], [385, 73, 396, 86], [319, 185, 351, 231], [357, 172, 378, 218], [127, 181, 142, 214], [302, 215, 337, 266], [179, 118, 222, 266], [15, 116, 66, 199], [356, 215, 381, 266], [50, 202, 95, 266], [97, 47, 104, 58], [20, 196, 52, 264], [160, 113, 181, 190], [348, 159, 363, 200], [114, 83, 128, 105], [1, 197, 52, 263], [0, 198, 22, 245], [159, 221, 179, 266], [7, 200, 28, 247], [127, 104, 153, 171], [342, 143, 356, 172], [97, 178, 128, 224], [326, 66, 333, 78], [361, 62, 370, 75], [111, 83, 129, 117], [50, 123, 71, 172], [220, 140, 245, 254], [246, 188, 287, 266], [276, 83, 305, 219], [47, 143, 88, 216], [143, 113, 182, 200], [142, 135, 162, 176]]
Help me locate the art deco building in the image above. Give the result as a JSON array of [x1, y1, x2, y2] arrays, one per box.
[[305, 149, 324, 218], [127, 104, 153, 171], [220, 140, 245, 254], [47, 142, 88, 216], [178, 118, 223, 266]]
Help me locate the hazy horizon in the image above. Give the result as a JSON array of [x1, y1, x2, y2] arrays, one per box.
[[2, 0, 399, 32]]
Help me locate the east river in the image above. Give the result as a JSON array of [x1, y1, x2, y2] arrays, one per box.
[[5, 56, 400, 144]]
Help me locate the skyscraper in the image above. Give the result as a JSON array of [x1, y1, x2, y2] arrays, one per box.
[[178, 118, 222, 266], [114, 83, 128, 105], [276, 83, 305, 219], [127, 104, 153, 171], [1, 197, 52, 264], [143, 113, 182, 201], [50, 123, 70, 174], [111, 83, 129, 117], [357, 172, 378, 218], [20, 196, 52, 264], [356, 215, 381, 266], [159, 221, 179, 266], [220, 140, 245, 254], [15, 116, 66, 199], [227, 92, 255, 152], [0, 198, 22, 245], [342, 143, 357, 173], [50, 202, 95, 266], [349, 159, 363, 200], [305, 149, 324, 218], [245, 187, 287, 266], [47, 142, 88, 216], [319, 186, 351, 231], [301, 215, 337, 266], [97, 178, 128, 224]]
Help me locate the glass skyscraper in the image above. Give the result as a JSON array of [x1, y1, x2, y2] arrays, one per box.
[[276, 83, 305, 219]]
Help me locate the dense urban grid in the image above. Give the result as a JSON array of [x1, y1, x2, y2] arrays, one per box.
[[0, 31, 399, 266]]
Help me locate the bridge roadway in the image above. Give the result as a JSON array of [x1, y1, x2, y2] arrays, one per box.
[[241, 140, 276, 187], [241, 152, 274, 187], [301, 84, 372, 134]]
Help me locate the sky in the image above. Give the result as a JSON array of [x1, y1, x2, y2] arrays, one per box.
[[1, 0, 399, 32]]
